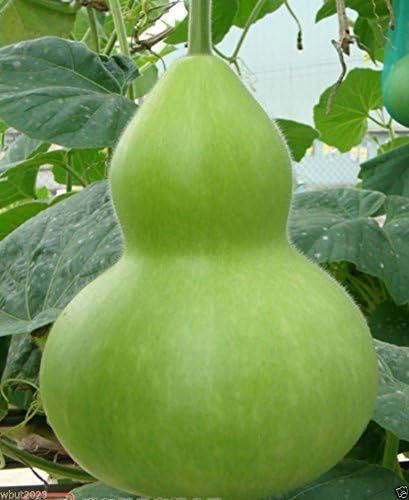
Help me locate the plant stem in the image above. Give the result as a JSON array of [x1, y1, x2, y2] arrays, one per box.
[[81, 27, 91, 44], [87, 6, 100, 53], [108, 0, 130, 55], [66, 172, 73, 193], [368, 115, 388, 129], [54, 158, 87, 187], [232, 0, 266, 59], [0, 438, 94, 483], [104, 0, 136, 55], [188, 0, 213, 55], [382, 430, 401, 476], [284, 0, 303, 50], [104, 31, 117, 55], [108, 0, 135, 99]]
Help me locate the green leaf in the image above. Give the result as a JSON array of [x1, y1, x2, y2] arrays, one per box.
[[374, 340, 409, 441], [71, 482, 139, 500], [289, 189, 409, 304], [378, 138, 409, 155], [360, 143, 409, 197], [49, 191, 76, 205], [72, 7, 105, 50], [0, 182, 122, 338], [316, 0, 389, 23], [35, 186, 49, 200], [101, 54, 139, 91], [0, 150, 67, 209], [354, 15, 388, 62], [52, 149, 107, 186], [0, 335, 10, 380], [1, 333, 41, 409], [0, 391, 7, 422], [369, 301, 409, 346], [132, 64, 158, 98], [0, 37, 138, 149], [0, 135, 47, 171], [276, 119, 319, 162], [0, 135, 49, 209], [212, 0, 239, 43], [273, 459, 408, 499], [0, 201, 48, 240], [313, 69, 383, 152], [234, 0, 284, 28], [0, 0, 76, 47], [166, 0, 239, 45]]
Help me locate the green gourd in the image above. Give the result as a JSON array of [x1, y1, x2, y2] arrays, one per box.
[[382, 0, 409, 127], [40, 2, 379, 498]]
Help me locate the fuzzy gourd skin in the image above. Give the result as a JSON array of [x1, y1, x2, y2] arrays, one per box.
[[40, 56, 379, 499], [382, 0, 409, 127], [383, 54, 409, 127]]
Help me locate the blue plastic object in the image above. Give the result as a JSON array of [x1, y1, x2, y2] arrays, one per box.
[[382, 0, 409, 127]]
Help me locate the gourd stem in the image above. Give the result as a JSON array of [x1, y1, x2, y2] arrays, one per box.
[[188, 0, 213, 55]]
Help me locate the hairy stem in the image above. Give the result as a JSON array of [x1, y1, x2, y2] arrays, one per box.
[[188, 0, 213, 55], [108, 0, 135, 99], [87, 6, 100, 53]]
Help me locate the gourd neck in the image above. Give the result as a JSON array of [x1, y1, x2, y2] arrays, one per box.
[[188, 0, 213, 56]]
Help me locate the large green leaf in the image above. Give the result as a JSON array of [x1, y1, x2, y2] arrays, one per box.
[[0, 0, 76, 47], [289, 189, 409, 304], [166, 0, 239, 45], [369, 301, 409, 346], [234, 0, 284, 28], [272, 459, 408, 499], [70, 460, 409, 500], [374, 340, 409, 441], [0, 37, 137, 149], [0, 201, 48, 240], [360, 143, 409, 197], [276, 119, 319, 162], [0, 182, 122, 338], [313, 69, 383, 152], [71, 482, 139, 500], [316, 0, 389, 23]]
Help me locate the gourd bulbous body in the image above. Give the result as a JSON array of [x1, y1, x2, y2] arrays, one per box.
[[383, 54, 409, 127], [382, 0, 409, 127], [40, 56, 379, 499]]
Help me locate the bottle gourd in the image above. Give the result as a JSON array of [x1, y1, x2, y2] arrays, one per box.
[[40, 1, 379, 498], [382, 0, 409, 127]]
